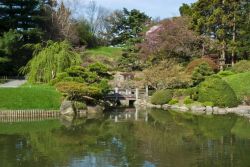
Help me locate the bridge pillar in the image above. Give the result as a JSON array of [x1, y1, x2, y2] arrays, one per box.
[[135, 88, 139, 100], [115, 87, 119, 101], [145, 85, 149, 97]]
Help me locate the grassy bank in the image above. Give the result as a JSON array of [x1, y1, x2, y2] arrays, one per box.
[[84, 47, 123, 60], [224, 72, 250, 100], [0, 84, 62, 110], [82, 47, 123, 68]]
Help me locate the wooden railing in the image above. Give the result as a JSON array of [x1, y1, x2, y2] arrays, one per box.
[[0, 110, 60, 123]]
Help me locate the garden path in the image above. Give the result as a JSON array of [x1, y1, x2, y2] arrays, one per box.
[[0, 80, 26, 88]]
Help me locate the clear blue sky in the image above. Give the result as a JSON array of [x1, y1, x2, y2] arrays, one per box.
[[94, 0, 197, 19]]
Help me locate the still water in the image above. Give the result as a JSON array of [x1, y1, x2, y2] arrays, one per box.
[[1, 108, 250, 167]]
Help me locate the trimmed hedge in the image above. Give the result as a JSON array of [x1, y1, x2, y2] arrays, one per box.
[[151, 89, 173, 105], [198, 76, 239, 107]]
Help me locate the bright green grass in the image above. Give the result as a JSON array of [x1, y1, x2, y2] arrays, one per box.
[[84, 46, 123, 60], [0, 84, 62, 110], [224, 72, 250, 100]]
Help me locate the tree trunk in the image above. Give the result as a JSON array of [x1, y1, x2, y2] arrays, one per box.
[[231, 7, 236, 66], [220, 41, 226, 71]]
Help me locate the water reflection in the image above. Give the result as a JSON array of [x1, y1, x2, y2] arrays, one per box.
[[1, 109, 250, 166]]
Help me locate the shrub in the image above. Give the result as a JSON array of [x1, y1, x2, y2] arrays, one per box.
[[186, 58, 218, 74], [192, 63, 214, 86], [217, 70, 235, 77], [244, 96, 250, 105], [151, 89, 173, 105], [203, 101, 214, 107], [168, 98, 179, 105], [198, 76, 239, 107], [184, 96, 193, 105], [186, 87, 199, 100], [73, 101, 87, 111], [55, 81, 102, 102], [232, 60, 250, 73]]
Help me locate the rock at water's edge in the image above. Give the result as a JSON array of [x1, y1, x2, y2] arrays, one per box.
[[60, 100, 75, 116]]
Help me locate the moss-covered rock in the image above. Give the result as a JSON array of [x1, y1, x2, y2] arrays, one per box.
[[198, 76, 239, 107]]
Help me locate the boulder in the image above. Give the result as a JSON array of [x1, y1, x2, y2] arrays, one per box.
[[206, 106, 213, 115], [87, 105, 104, 114], [170, 105, 181, 110], [60, 100, 75, 116], [217, 108, 227, 115], [213, 107, 219, 114], [190, 106, 206, 114], [155, 105, 162, 109], [179, 106, 189, 112], [162, 104, 171, 110]]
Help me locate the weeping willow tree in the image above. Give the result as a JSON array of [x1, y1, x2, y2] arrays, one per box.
[[21, 41, 81, 83]]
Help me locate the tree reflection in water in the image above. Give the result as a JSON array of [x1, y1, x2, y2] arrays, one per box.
[[1, 109, 250, 167]]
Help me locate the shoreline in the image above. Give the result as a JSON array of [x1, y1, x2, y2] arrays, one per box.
[[135, 99, 250, 118]]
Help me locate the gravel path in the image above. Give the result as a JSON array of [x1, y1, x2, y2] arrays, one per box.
[[0, 80, 27, 88]]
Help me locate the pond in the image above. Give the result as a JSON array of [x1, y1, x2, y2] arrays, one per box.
[[1, 108, 250, 167]]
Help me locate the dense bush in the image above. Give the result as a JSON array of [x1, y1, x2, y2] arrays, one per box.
[[168, 98, 179, 105], [151, 89, 173, 105], [55, 81, 102, 102], [202, 101, 214, 107], [192, 63, 214, 86], [217, 70, 235, 77], [232, 60, 250, 73], [186, 58, 218, 74], [184, 96, 193, 105], [198, 76, 239, 107]]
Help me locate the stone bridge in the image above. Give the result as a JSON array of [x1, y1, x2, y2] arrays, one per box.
[[105, 87, 148, 106]]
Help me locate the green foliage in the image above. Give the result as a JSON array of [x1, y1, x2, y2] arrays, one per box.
[[76, 20, 98, 47], [232, 60, 250, 73], [179, 3, 193, 16], [151, 89, 173, 105], [192, 63, 214, 86], [52, 63, 111, 101], [88, 62, 109, 77], [202, 101, 214, 107], [198, 76, 239, 107], [55, 81, 102, 102], [105, 8, 150, 46], [168, 98, 179, 105], [184, 96, 193, 105], [0, 29, 22, 55], [118, 52, 142, 71], [224, 72, 250, 101], [0, 85, 62, 109], [217, 70, 235, 77], [22, 41, 81, 83], [73, 101, 87, 110], [186, 58, 218, 74]]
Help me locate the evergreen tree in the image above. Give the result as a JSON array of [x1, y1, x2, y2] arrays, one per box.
[[190, 0, 250, 66]]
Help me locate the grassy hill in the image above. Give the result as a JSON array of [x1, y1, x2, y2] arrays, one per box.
[[224, 72, 250, 100], [82, 47, 123, 68]]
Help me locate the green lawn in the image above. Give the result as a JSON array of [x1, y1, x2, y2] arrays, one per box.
[[224, 72, 250, 100], [85, 47, 123, 59], [0, 84, 62, 110]]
